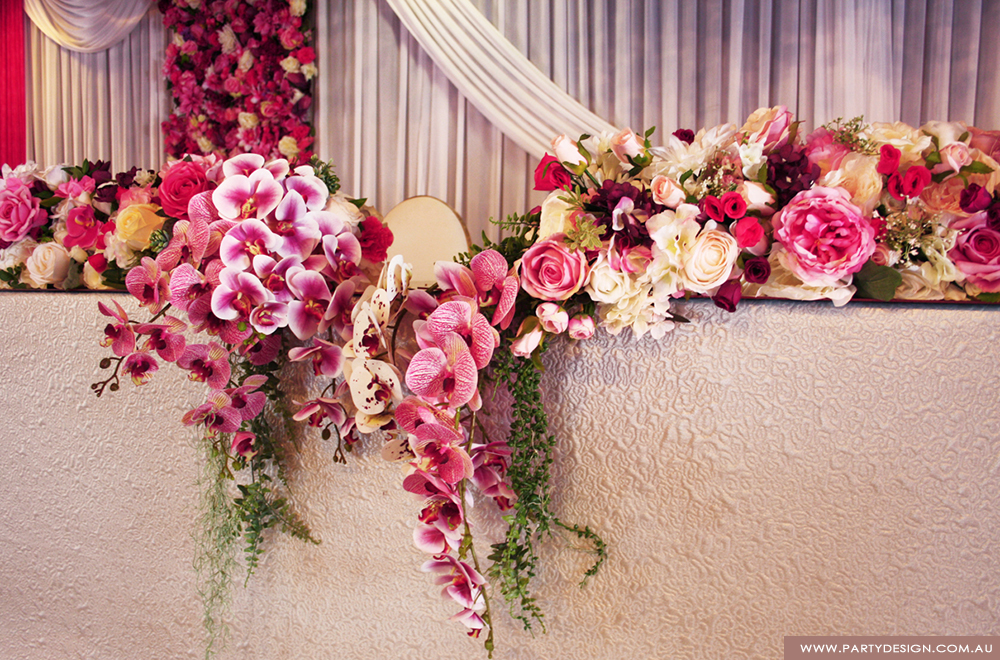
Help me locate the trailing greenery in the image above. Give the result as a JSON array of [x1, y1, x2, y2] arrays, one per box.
[[486, 348, 606, 633], [308, 155, 341, 196]]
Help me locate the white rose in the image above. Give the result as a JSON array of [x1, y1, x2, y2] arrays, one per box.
[[289, 0, 307, 16], [280, 56, 301, 74], [681, 229, 739, 293], [278, 136, 300, 161], [324, 194, 364, 228], [920, 120, 969, 147], [301, 63, 317, 80], [82, 261, 111, 290], [0, 238, 37, 270], [749, 246, 856, 307], [869, 122, 933, 166], [742, 181, 776, 216], [218, 25, 238, 54], [22, 242, 71, 288], [538, 191, 576, 239], [739, 141, 765, 180], [238, 50, 254, 72], [896, 266, 944, 300], [196, 136, 215, 153], [104, 232, 136, 269]]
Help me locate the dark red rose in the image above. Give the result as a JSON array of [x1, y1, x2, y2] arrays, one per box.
[[743, 256, 771, 284], [960, 183, 993, 214], [701, 195, 724, 222], [901, 166, 931, 198], [358, 216, 394, 262], [533, 154, 573, 192], [672, 128, 695, 144], [711, 278, 742, 312]]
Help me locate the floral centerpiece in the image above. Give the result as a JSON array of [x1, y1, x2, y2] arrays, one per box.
[[159, 0, 315, 165], [73, 107, 999, 658]]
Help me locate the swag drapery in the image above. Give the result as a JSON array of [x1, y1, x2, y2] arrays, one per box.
[[21, 0, 1000, 241]]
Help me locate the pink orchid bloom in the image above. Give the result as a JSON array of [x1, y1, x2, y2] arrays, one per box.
[[177, 342, 231, 390], [231, 431, 257, 458], [206, 219, 237, 260], [212, 168, 284, 221], [97, 300, 135, 357], [211, 268, 272, 321], [168, 263, 213, 312], [155, 214, 210, 271], [451, 609, 486, 637], [249, 301, 289, 335], [268, 190, 322, 259], [434, 261, 478, 299], [238, 333, 282, 366], [421, 554, 486, 611], [424, 300, 498, 369], [222, 153, 267, 178], [134, 315, 188, 362], [288, 339, 345, 377], [318, 218, 362, 275], [409, 422, 474, 485], [414, 494, 465, 554], [187, 294, 253, 345], [219, 218, 280, 269], [284, 170, 328, 210], [225, 374, 268, 422], [404, 289, 439, 318], [395, 396, 456, 434], [252, 254, 302, 303], [406, 332, 479, 409], [323, 279, 357, 340], [125, 257, 171, 313], [286, 269, 332, 340], [348, 358, 403, 415], [402, 468, 459, 500], [292, 397, 347, 428], [469, 249, 518, 329], [181, 390, 241, 434], [123, 352, 158, 385], [470, 442, 516, 510]]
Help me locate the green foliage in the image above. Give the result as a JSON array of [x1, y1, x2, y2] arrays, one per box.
[[0, 265, 29, 289], [486, 348, 606, 632], [308, 155, 341, 195], [457, 211, 539, 267], [822, 116, 878, 156], [854, 261, 903, 302]]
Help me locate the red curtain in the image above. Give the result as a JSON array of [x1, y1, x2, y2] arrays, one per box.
[[0, 1, 26, 167]]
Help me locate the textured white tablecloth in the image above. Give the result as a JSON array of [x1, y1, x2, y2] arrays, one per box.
[[1, 293, 997, 659]]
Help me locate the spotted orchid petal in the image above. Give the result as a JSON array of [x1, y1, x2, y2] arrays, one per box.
[[348, 358, 402, 415]]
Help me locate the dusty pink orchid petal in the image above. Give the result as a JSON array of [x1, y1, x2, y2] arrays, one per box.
[[413, 521, 462, 554], [421, 555, 485, 611], [425, 301, 496, 369], [134, 316, 188, 362], [187, 294, 252, 345], [205, 219, 236, 259], [167, 263, 211, 312], [231, 431, 257, 458], [402, 468, 458, 500], [242, 333, 282, 366], [155, 213, 211, 271], [469, 249, 508, 294], [125, 257, 170, 313], [410, 422, 474, 484], [123, 352, 158, 385], [211, 268, 271, 320], [404, 289, 439, 318], [98, 300, 136, 357], [395, 396, 455, 434], [288, 339, 345, 377], [435, 261, 477, 298], [323, 279, 356, 340], [182, 391, 241, 435], [225, 376, 268, 422], [186, 191, 220, 226], [177, 342, 231, 390], [492, 275, 519, 329], [292, 397, 346, 427], [451, 608, 486, 633], [405, 332, 478, 408]]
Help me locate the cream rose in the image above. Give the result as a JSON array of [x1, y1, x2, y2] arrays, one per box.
[[538, 191, 576, 239], [238, 112, 259, 130], [585, 256, 644, 304], [278, 136, 300, 161], [610, 128, 644, 164], [818, 152, 883, 216], [869, 122, 932, 166], [22, 242, 71, 288], [682, 229, 739, 293], [116, 203, 165, 250], [895, 266, 945, 301]]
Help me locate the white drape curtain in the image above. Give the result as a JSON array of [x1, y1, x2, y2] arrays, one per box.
[[314, 0, 1000, 243], [24, 0, 154, 53], [24, 6, 167, 171]]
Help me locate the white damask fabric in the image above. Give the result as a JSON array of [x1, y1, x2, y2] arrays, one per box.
[[24, 0, 154, 53]]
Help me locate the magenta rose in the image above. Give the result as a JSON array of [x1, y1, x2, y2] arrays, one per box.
[[772, 186, 876, 286], [519, 237, 589, 301], [949, 212, 1000, 292], [159, 161, 210, 220], [0, 178, 46, 243], [533, 154, 572, 191]]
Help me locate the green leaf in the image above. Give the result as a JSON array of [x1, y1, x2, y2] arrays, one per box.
[[679, 169, 694, 185], [975, 291, 1000, 303], [962, 161, 994, 175], [349, 197, 367, 209], [644, 126, 656, 138], [853, 261, 902, 301], [924, 150, 941, 167]]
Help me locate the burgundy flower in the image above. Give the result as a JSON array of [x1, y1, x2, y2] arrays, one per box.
[[357, 216, 394, 263], [711, 279, 742, 312], [743, 256, 772, 284]]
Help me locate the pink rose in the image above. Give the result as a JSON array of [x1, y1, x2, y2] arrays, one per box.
[[969, 127, 1000, 162], [510, 317, 544, 357], [519, 237, 589, 301], [535, 302, 569, 334], [650, 175, 685, 208], [567, 314, 595, 340], [805, 127, 851, 176], [733, 217, 764, 250], [551, 135, 586, 167], [159, 160, 210, 219], [0, 178, 46, 243], [610, 128, 644, 164], [949, 212, 1000, 292], [741, 105, 794, 152], [772, 186, 876, 286]]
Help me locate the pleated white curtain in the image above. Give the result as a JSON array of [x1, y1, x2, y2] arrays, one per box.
[[24, 0, 154, 53], [24, 5, 167, 171], [314, 0, 1000, 243]]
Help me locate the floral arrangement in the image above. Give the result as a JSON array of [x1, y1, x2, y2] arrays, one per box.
[[72, 107, 1000, 657], [159, 0, 315, 165]]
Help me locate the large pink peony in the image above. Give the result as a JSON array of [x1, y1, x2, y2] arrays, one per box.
[[519, 236, 589, 301], [0, 178, 45, 243], [772, 186, 876, 287], [949, 212, 1000, 292]]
